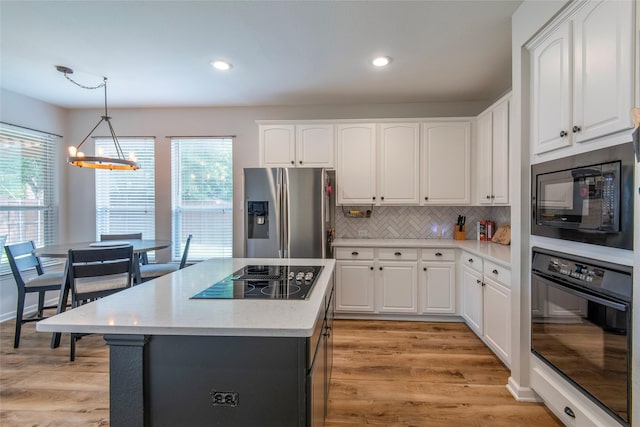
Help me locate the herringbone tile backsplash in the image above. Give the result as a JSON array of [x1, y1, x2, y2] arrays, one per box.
[[335, 205, 510, 240]]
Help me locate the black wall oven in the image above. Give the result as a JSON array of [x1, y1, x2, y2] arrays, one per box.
[[531, 143, 634, 249], [531, 247, 632, 426]]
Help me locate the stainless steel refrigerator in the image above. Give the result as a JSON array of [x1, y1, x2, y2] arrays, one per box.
[[244, 168, 334, 259]]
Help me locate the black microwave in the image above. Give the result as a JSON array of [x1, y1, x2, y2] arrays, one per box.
[[531, 143, 634, 250]]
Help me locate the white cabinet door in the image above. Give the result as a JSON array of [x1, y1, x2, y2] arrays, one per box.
[[421, 122, 471, 205], [491, 99, 509, 204], [531, 22, 572, 154], [477, 111, 494, 204], [335, 261, 375, 312], [572, 0, 634, 143], [419, 262, 455, 314], [337, 124, 377, 205], [260, 125, 296, 167], [295, 124, 335, 168], [483, 276, 511, 364], [378, 123, 420, 205], [377, 262, 418, 313], [461, 266, 483, 336]]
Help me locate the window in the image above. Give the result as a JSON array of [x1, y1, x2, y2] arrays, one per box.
[[0, 123, 59, 271], [171, 138, 233, 260], [95, 137, 155, 241]]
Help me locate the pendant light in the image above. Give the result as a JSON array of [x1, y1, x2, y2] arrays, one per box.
[[56, 66, 139, 170]]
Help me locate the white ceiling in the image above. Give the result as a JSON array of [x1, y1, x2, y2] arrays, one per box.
[[0, 0, 522, 109]]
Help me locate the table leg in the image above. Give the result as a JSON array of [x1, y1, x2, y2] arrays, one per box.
[[50, 262, 70, 349]]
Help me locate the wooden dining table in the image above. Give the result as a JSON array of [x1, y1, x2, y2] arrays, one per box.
[[35, 239, 171, 348]]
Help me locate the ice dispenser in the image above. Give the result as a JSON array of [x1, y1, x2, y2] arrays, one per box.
[[247, 201, 269, 239]]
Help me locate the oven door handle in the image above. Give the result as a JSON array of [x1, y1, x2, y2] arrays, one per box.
[[532, 273, 628, 312]]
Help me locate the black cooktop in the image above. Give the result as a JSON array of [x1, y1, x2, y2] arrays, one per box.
[[191, 265, 323, 300]]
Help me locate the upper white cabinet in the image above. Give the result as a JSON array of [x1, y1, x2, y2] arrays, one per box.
[[421, 122, 471, 205], [337, 124, 377, 205], [259, 124, 334, 168], [530, 0, 634, 155], [477, 97, 509, 205], [378, 123, 420, 205]]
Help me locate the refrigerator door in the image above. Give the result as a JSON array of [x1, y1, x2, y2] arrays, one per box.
[[284, 168, 324, 258], [244, 168, 281, 258]]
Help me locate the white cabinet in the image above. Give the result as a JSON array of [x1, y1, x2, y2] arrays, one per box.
[[259, 124, 334, 168], [477, 97, 509, 205], [337, 124, 377, 205], [419, 248, 456, 314], [482, 261, 511, 364], [335, 259, 375, 312], [530, 0, 634, 155], [377, 262, 418, 313], [378, 123, 420, 205], [421, 122, 471, 205], [461, 265, 484, 336]]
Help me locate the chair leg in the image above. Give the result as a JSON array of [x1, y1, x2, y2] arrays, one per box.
[[70, 333, 76, 362], [14, 291, 25, 348], [37, 291, 45, 317]]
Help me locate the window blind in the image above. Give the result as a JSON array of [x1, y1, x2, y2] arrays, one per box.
[[95, 137, 155, 243], [171, 138, 233, 260], [0, 123, 59, 272]]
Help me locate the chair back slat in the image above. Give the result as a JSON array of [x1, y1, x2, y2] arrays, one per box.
[[4, 241, 44, 279], [68, 246, 134, 290], [100, 233, 142, 241]]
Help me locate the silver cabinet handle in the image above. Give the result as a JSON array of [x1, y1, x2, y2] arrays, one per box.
[[394, 252, 401, 256], [435, 252, 442, 257], [493, 269, 499, 275], [351, 251, 359, 256], [468, 258, 473, 263]]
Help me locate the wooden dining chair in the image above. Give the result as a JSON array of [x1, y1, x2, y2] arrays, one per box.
[[4, 240, 65, 348], [67, 245, 134, 361], [139, 234, 192, 282], [100, 232, 147, 264]]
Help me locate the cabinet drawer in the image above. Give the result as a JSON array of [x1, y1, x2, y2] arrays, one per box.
[[378, 248, 418, 261], [461, 251, 483, 273], [421, 248, 455, 261], [484, 261, 510, 286], [335, 247, 374, 260]]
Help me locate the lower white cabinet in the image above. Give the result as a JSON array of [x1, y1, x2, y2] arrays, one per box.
[[377, 262, 418, 313], [483, 276, 510, 364], [335, 260, 375, 312], [461, 265, 484, 335], [419, 261, 456, 314]]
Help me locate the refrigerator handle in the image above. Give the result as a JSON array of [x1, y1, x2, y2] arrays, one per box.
[[276, 170, 283, 258], [282, 169, 291, 258]]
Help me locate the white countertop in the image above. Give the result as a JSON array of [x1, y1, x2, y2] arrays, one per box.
[[37, 258, 335, 338], [332, 238, 511, 267]]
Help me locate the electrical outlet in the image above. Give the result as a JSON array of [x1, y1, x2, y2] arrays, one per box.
[[358, 230, 368, 237], [210, 391, 239, 407]]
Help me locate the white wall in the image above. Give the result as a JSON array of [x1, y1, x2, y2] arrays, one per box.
[[0, 89, 68, 321]]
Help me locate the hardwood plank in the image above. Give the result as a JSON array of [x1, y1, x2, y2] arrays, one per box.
[[0, 312, 561, 426]]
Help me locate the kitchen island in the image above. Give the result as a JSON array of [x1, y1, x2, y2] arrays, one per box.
[[37, 257, 336, 427]]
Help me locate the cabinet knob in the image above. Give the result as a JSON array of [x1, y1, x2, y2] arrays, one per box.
[[564, 407, 575, 419], [381, 196, 385, 201], [468, 258, 473, 263], [560, 130, 567, 138], [482, 282, 485, 287], [372, 196, 376, 201], [424, 197, 428, 201], [490, 195, 495, 199], [492, 269, 499, 275], [486, 195, 491, 199], [394, 252, 402, 256], [299, 160, 303, 164], [476, 279, 481, 284], [423, 267, 427, 271], [435, 252, 442, 257], [291, 160, 295, 165], [379, 267, 383, 271], [370, 266, 374, 270], [572, 125, 581, 133], [351, 251, 359, 256]]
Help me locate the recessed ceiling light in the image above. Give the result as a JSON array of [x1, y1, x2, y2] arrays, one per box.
[[372, 56, 392, 67], [211, 60, 232, 71]]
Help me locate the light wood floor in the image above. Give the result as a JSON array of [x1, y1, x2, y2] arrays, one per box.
[[0, 313, 561, 426]]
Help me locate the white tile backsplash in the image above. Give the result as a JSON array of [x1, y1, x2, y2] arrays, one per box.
[[335, 205, 510, 240]]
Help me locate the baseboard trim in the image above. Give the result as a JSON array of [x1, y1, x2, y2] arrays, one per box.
[[0, 297, 60, 323], [507, 377, 541, 402]]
